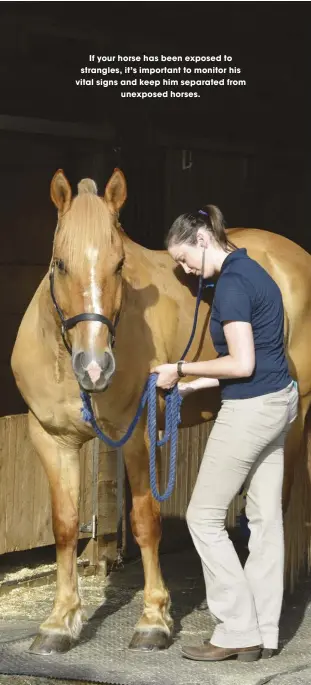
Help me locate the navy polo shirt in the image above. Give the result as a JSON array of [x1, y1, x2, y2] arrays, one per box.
[[209, 248, 291, 400]]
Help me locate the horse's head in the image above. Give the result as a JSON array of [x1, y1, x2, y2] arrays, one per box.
[[50, 167, 127, 392]]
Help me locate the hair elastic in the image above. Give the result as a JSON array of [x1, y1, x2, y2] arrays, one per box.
[[198, 209, 208, 217]]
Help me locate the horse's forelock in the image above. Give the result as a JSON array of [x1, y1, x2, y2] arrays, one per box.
[[77, 178, 98, 195], [55, 180, 120, 270]]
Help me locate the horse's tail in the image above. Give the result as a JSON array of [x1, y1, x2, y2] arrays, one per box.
[[284, 400, 311, 591]]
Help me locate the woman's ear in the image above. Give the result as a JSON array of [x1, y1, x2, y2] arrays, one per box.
[[196, 228, 209, 248]]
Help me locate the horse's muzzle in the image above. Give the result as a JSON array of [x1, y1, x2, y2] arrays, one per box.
[[72, 349, 115, 392]]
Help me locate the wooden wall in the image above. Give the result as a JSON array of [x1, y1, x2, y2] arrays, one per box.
[[0, 414, 121, 567], [0, 413, 244, 562], [120, 145, 167, 250], [0, 414, 93, 555], [163, 146, 308, 252]]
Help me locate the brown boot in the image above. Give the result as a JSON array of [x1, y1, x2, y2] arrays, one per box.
[[181, 641, 262, 662]]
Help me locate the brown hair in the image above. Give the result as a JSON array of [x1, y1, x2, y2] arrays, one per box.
[[164, 205, 238, 252]]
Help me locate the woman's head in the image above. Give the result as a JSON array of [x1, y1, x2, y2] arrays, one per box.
[[165, 205, 237, 278]]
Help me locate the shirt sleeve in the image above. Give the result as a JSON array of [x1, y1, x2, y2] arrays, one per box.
[[216, 273, 252, 323]]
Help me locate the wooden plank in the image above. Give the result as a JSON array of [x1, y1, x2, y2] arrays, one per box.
[[0, 415, 53, 553], [190, 423, 201, 505], [89, 440, 119, 568], [97, 443, 118, 537], [0, 415, 94, 555], [179, 427, 189, 517], [157, 131, 256, 156], [0, 114, 115, 141], [79, 440, 94, 539]]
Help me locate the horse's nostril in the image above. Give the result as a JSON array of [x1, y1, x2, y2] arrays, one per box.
[[102, 352, 112, 374], [73, 351, 88, 375], [77, 353, 88, 371]]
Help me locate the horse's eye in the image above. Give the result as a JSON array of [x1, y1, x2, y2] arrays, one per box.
[[55, 259, 66, 274]]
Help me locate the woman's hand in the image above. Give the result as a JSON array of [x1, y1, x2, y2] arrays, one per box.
[[150, 363, 179, 390]]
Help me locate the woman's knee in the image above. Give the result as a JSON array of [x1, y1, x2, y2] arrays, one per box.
[[186, 502, 213, 533], [186, 502, 226, 533]]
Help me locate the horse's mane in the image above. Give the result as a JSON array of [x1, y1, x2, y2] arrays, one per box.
[[54, 178, 114, 267]]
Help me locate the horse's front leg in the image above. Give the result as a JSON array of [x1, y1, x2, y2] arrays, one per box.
[[27, 411, 83, 654], [122, 428, 173, 651]]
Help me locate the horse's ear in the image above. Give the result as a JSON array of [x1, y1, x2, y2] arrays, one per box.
[[50, 169, 72, 213], [104, 168, 127, 212]]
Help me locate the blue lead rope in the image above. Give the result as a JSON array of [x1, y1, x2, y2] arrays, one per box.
[[80, 275, 214, 502], [81, 376, 183, 502]]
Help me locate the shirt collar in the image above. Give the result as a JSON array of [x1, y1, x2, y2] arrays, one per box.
[[220, 248, 248, 274]]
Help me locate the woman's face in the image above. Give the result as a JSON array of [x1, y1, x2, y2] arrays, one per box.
[[169, 242, 203, 275], [169, 233, 216, 278]]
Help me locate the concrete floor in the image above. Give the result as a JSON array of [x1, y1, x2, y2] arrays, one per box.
[[0, 557, 111, 685], [1, 546, 311, 685], [0, 678, 92, 685]]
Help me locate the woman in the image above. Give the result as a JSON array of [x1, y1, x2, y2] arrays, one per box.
[[151, 205, 298, 663]]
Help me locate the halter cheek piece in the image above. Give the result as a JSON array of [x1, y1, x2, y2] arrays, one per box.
[[49, 261, 120, 355]]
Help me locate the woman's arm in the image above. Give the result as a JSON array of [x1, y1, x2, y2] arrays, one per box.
[[186, 377, 220, 390], [178, 376, 219, 397], [181, 321, 255, 379], [151, 322, 255, 390]]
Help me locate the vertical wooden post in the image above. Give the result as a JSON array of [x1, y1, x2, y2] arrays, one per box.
[[96, 439, 119, 571], [79, 438, 99, 567]]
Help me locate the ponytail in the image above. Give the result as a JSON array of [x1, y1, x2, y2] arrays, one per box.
[[165, 204, 237, 252]]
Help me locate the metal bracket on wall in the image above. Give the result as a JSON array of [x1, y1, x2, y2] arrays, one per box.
[[182, 149, 193, 170], [79, 514, 97, 539]]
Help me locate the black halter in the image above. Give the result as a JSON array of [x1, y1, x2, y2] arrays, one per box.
[[49, 262, 120, 355]]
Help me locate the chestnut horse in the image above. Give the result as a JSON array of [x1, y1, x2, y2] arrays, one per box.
[[11, 168, 311, 655]]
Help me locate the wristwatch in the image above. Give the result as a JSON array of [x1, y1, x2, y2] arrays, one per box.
[[177, 361, 188, 378]]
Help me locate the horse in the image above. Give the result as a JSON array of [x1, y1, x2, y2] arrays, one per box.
[[11, 168, 311, 655]]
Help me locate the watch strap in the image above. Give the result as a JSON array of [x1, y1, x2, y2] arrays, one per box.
[[177, 360, 187, 378]]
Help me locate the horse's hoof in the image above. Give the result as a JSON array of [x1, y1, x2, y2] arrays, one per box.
[[28, 631, 74, 655], [129, 628, 171, 651]]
